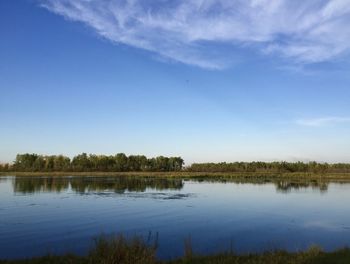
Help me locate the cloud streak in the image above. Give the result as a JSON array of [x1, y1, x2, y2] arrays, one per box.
[[39, 0, 350, 68], [296, 117, 350, 127]]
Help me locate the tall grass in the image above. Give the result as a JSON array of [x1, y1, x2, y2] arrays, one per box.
[[0, 235, 350, 264], [88, 234, 158, 264]]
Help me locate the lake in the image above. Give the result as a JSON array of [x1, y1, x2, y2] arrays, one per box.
[[1, 175, 350, 260]]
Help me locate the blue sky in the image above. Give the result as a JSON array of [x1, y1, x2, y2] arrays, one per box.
[[1, 0, 350, 164]]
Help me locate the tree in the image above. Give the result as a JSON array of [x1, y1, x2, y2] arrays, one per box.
[[54, 155, 71, 171], [115, 153, 128, 171], [33, 156, 45, 171], [71, 153, 91, 171], [14, 153, 38, 171]]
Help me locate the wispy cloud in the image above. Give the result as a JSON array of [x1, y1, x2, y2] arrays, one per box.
[[296, 117, 350, 127], [39, 0, 350, 69]]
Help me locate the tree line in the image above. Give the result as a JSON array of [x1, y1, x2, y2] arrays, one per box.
[[0, 153, 184, 172], [188, 161, 350, 173], [1, 155, 350, 173]]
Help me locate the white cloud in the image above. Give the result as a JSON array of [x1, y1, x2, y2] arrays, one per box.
[[296, 117, 350, 127], [39, 0, 350, 68]]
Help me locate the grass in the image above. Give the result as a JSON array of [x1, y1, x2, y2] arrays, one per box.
[[170, 247, 350, 264], [2, 171, 350, 180], [1, 236, 350, 264]]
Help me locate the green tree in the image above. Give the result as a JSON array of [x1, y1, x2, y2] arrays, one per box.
[[14, 153, 38, 171], [72, 153, 92, 171], [115, 153, 128, 171]]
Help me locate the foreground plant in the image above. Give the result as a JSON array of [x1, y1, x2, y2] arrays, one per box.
[[88, 234, 158, 264]]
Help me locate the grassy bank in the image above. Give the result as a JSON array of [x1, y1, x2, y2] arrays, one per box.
[[0, 235, 349, 264], [2, 171, 350, 180]]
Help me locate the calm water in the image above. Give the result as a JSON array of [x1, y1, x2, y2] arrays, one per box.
[[1, 176, 350, 259]]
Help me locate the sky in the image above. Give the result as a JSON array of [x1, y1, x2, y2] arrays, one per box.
[[1, 0, 350, 164]]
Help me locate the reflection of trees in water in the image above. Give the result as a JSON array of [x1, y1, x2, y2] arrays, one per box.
[[13, 177, 184, 194], [12, 176, 347, 194], [70, 177, 184, 193], [184, 176, 336, 193], [13, 177, 69, 193], [0, 177, 7, 183], [274, 180, 329, 193]]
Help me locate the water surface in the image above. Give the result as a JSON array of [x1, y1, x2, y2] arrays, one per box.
[[0, 176, 350, 259]]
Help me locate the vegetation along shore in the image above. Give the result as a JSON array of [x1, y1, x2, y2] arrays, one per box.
[[1, 153, 350, 181], [0, 235, 349, 264]]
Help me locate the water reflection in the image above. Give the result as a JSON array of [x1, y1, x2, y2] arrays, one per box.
[[184, 176, 334, 193], [12, 176, 184, 194], [10, 176, 346, 194], [274, 180, 329, 193], [0, 177, 7, 183]]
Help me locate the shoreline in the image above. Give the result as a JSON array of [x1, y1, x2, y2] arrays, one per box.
[[2, 171, 350, 180], [1, 243, 349, 264]]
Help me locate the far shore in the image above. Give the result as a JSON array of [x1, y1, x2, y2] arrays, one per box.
[[2, 171, 350, 180]]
